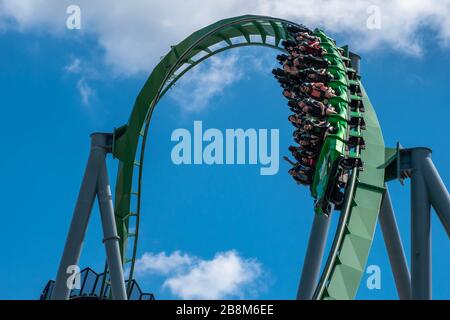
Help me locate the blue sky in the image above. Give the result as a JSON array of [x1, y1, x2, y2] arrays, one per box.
[[0, 1, 449, 300]]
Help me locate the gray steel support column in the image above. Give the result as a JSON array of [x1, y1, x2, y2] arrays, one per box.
[[297, 213, 331, 300], [422, 157, 450, 237], [51, 134, 106, 300], [379, 189, 411, 300], [410, 148, 432, 300], [97, 158, 128, 300]]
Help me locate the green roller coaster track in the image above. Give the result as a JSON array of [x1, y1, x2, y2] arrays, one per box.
[[111, 14, 386, 299]]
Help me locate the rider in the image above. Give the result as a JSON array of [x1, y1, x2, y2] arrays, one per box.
[[285, 152, 317, 168], [292, 166, 314, 185], [288, 146, 316, 159], [281, 39, 298, 52], [276, 54, 289, 64], [288, 114, 304, 128], [297, 136, 322, 150], [283, 88, 306, 101], [302, 118, 336, 137], [283, 88, 299, 100], [287, 24, 313, 35], [299, 82, 336, 101], [286, 25, 312, 34], [290, 98, 337, 117], [297, 68, 334, 83], [290, 170, 312, 185], [298, 40, 327, 57], [284, 157, 314, 185], [300, 131, 322, 145], [272, 69, 302, 89], [295, 32, 321, 44], [294, 54, 330, 70]]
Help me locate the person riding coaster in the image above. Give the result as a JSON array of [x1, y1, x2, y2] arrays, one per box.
[[291, 172, 312, 186], [283, 88, 300, 100], [289, 98, 337, 118], [300, 131, 323, 144], [281, 40, 305, 58], [297, 40, 327, 57], [282, 60, 300, 76], [289, 104, 304, 115], [288, 114, 304, 128], [281, 39, 298, 52], [287, 147, 315, 165], [288, 146, 316, 159], [283, 88, 308, 101], [291, 167, 314, 185], [271, 69, 305, 91], [281, 55, 329, 79], [300, 156, 316, 168], [284, 152, 317, 168], [294, 32, 321, 44], [288, 101, 316, 116], [292, 128, 322, 147], [278, 52, 320, 70], [282, 39, 326, 58], [293, 54, 330, 70], [302, 118, 336, 137], [298, 68, 334, 83], [300, 82, 336, 101], [276, 66, 334, 84], [287, 24, 313, 36], [277, 76, 296, 89], [272, 67, 287, 78], [294, 138, 322, 154], [276, 54, 289, 64], [297, 136, 322, 150], [284, 157, 315, 186]]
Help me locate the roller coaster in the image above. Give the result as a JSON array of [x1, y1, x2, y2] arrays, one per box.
[[42, 15, 450, 300]]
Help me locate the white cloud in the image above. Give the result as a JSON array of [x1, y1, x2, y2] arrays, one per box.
[[77, 78, 94, 106], [168, 51, 278, 112], [134, 251, 194, 275], [134, 250, 263, 299], [170, 53, 243, 112], [0, 0, 449, 76], [65, 57, 81, 73], [164, 251, 262, 300], [0, 0, 65, 32], [65, 58, 100, 107]]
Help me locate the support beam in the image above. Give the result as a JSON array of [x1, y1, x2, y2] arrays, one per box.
[[297, 213, 331, 300], [52, 133, 127, 300], [97, 159, 128, 300], [379, 189, 411, 300], [422, 157, 450, 237], [410, 148, 432, 300], [51, 134, 106, 300]]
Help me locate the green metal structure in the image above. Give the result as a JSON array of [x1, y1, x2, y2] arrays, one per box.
[[110, 15, 386, 299]]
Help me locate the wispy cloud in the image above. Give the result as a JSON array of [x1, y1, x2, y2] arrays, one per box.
[[135, 251, 194, 275], [167, 50, 278, 112], [76, 78, 94, 106], [65, 57, 81, 73], [1, 0, 449, 75], [64, 57, 98, 107], [134, 250, 264, 299], [169, 53, 242, 112]]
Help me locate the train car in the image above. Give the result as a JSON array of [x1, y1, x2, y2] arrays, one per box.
[[308, 30, 365, 216], [277, 26, 365, 216]]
